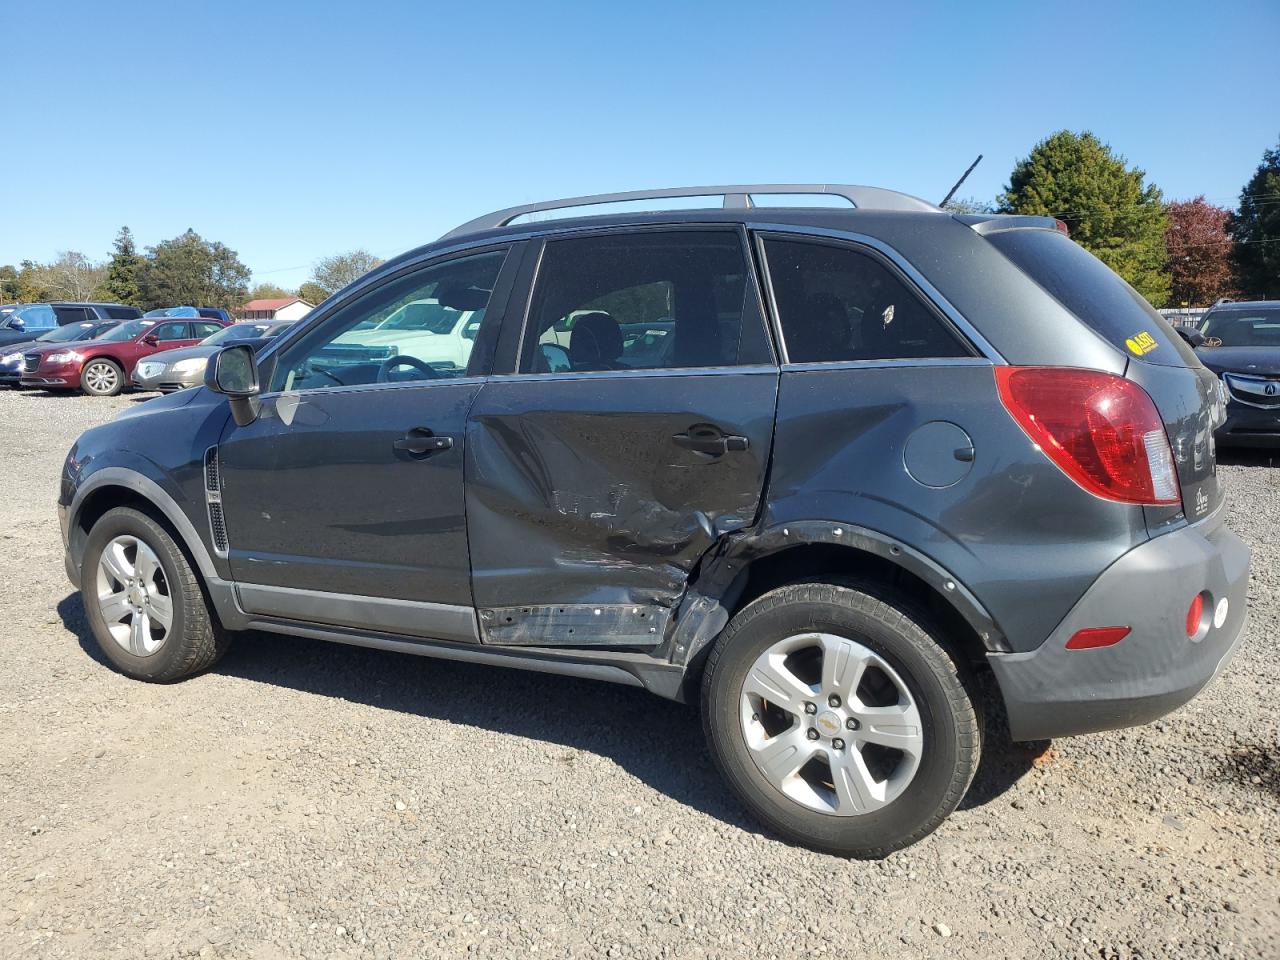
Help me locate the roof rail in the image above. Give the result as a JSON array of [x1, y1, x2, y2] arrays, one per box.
[[441, 184, 939, 239]]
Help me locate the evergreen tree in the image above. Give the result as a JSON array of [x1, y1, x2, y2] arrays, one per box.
[[136, 229, 251, 310], [999, 131, 1171, 305], [94, 227, 143, 306], [1230, 137, 1280, 299]]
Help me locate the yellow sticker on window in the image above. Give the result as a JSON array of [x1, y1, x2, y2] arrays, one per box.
[[1125, 331, 1158, 356]]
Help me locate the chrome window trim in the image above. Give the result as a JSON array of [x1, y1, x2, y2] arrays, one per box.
[[750, 223, 1006, 365], [254, 375, 488, 404]]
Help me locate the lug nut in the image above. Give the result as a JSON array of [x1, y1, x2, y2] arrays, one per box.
[[806, 728, 820, 741], [846, 717, 860, 730], [828, 694, 841, 708], [832, 738, 845, 751], [803, 702, 817, 715]]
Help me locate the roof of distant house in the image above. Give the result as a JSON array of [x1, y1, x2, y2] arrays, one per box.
[[240, 297, 312, 311]]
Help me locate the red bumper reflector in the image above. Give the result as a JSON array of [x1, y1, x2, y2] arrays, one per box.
[[1065, 626, 1131, 650], [1186, 594, 1204, 638]]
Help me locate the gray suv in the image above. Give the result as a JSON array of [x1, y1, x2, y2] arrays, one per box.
[[59, 185, 1249, 857]]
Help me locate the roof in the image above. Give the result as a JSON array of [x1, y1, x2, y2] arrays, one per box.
[[240, 298, 311, 311], [1210, 299, 1280, 311]]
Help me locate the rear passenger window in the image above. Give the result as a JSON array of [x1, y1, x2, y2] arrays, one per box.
[[192, 322, 223, 338], [521, 230, 770, 373], [762, 238, 971, 363], [150, 322, 189, 341], [105, 306, 141, 320], [53, 307, 92, 325]]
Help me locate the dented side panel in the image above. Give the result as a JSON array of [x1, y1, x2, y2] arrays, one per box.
[[464, 369, 779, 638]]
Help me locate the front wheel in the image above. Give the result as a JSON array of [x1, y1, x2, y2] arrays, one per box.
[[81, 358, 125, 397], [82, 507, 231, 681], [701, 581, 980, 857]]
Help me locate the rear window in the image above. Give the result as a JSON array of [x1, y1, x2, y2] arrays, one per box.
[[986, 229, 1196, 367]]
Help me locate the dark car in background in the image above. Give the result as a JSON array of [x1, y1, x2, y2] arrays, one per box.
[[197, 307, 233, 324], [0, 320, 120, 386], [59, 184, 1248, 857], [22, 315, 229, 395], [133, 319, 295, 392], [1193, 300, 1280, 446]]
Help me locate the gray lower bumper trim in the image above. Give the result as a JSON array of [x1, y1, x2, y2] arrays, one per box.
[[989, 518, 1251, 741]]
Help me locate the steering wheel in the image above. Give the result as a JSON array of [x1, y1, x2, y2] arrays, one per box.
[[377, 355, 442, 383]]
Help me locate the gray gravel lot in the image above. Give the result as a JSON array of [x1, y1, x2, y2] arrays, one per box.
[[0, 387, 1277, 960]]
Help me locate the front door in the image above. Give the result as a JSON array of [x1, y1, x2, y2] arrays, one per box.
[[465, 228, 779, 646], [216, 245, 518, 641]]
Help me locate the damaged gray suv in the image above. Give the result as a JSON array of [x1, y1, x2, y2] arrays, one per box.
[[60, 185, 1249, 857]]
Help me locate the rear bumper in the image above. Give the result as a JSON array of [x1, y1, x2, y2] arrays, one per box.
[[989, 513, 1250, 741]]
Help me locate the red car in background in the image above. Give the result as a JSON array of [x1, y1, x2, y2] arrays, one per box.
[[20, 316, 230, 396]]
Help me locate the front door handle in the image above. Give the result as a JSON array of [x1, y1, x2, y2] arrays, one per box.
[[672, 423, 750, 456], [393, 428, 453, 456]]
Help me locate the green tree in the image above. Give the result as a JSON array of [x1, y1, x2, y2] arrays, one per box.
[[136, 229, 251, 310], [92, 227, 143, 306], [941, 196, 994, 215], [248, 282, 290, 301], [1230, 136, 1280, 299], [309, 250, 383, 297], [0, 265, 18, 302], [999, 131, 1171, 305], [297, 281, 329, 305]]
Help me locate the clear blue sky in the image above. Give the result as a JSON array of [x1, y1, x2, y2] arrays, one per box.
[[5, 0, 1278, 291]]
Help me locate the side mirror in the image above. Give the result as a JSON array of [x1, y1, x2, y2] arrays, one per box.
[[142, 334, 159, 346], [205, 344, 261, 426], [9, 318, 24, 331], [1176, 327, 1205, 348]]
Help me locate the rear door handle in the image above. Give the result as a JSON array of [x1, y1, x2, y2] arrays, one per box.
[[672, 423, 750, 456], [393, 428, 453, 455]]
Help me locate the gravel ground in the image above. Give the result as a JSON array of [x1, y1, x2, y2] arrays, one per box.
[[0, 387, 1277, 960]]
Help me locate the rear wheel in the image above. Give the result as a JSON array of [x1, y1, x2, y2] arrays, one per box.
[[82, 507, 230, 681], [81, 359, 124, 397], [701, 581, 980, 857]]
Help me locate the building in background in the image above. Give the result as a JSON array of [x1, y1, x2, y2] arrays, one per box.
[[238, 297, 313, 323]]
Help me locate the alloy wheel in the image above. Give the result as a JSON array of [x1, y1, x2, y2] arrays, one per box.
[[739, 632, 924, 816], [95, 534, 173, 656], [84, 362, 119, 395]]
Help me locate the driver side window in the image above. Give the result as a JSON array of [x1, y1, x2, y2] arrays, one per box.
[[270, 248, 508, 393]]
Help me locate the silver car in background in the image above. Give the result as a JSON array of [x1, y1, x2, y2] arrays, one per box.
[[132, 319, 296, 393]]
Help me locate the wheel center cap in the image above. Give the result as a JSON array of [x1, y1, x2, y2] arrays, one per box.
[[129, 585, 145, 607], [816, 711, 842, 737]]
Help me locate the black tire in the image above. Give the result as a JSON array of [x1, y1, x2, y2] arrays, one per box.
[[701, 581, 980, 858], [82, 506, 230, 681], [80, 358, 125, 397]]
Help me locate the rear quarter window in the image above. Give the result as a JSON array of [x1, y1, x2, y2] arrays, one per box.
[[985, 228, 1196, 367]]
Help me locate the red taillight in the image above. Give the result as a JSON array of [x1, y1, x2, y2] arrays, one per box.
[[995, 367, 1181, 506], [1054, 218, 1071, 236], [1065, 626, 1131, 650], [1186, 594, 1204, 638]]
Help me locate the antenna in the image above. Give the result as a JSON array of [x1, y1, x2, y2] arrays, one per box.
[[939, 154, 983, 209]]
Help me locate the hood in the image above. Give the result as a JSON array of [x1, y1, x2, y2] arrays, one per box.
[[335, 328, 439, 347], [0, 338, 44, 358], [1194, 345, 1280, 377], [0, 329, 45, 348]]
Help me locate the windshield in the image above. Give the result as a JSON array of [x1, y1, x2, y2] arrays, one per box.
[[97, 319, 154, 342], [1199, 309, 1280, 347], [38, 323, 100, 343], [202, 323, 278, 345], [376, 300, 464, 333], [143, 306, 198, 318]]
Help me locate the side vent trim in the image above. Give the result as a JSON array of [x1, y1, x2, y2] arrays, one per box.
[[203, 446, 229, 558]]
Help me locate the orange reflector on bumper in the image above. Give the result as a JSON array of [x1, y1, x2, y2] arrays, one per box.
[[1065, 626, 1131, 650]]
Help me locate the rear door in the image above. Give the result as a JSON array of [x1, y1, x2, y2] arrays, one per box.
[[984, 227, 1223, 526], [465, 227, 779, 646]]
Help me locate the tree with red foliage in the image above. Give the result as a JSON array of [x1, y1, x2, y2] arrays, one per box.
[[1165, 196, 1238, 306]]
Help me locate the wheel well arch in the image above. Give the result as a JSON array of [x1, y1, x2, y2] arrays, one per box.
[[728, 541, 992, 666], [68, 471, 219, 584]]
